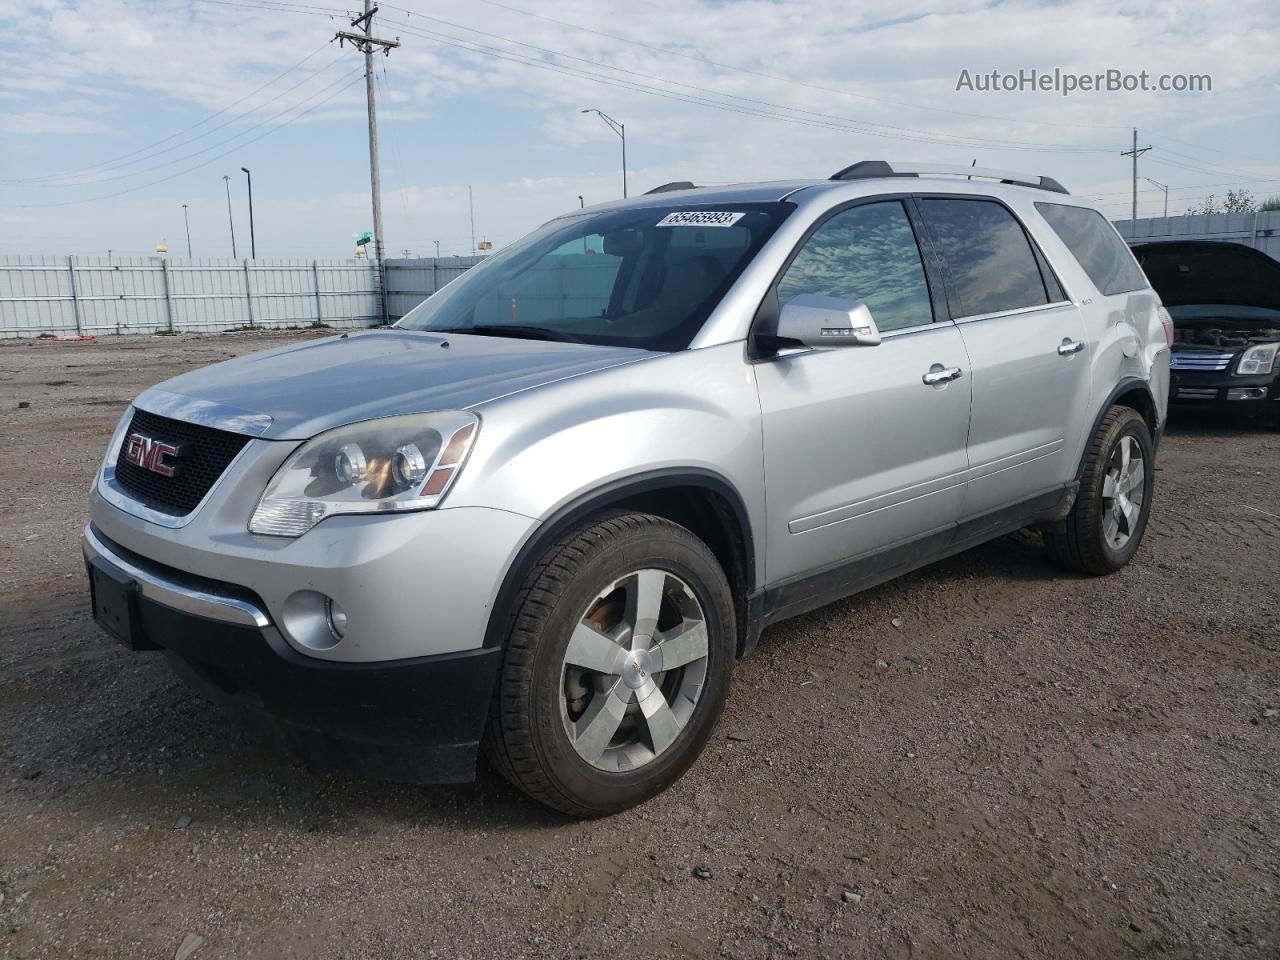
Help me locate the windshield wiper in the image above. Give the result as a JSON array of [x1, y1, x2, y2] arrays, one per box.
[[436, 324, 581, 344]]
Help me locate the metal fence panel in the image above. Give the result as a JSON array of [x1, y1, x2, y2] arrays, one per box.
[[385, 256, 485, 320], [1114, 211, 1280, 261], [0, 256, 384, 338]]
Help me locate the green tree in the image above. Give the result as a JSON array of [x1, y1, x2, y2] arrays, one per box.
[[1185, 189, 1256, 215], [1261, 195, 1280, 213]]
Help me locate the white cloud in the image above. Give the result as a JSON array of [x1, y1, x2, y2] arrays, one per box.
[[0, 0, 1277, 254]]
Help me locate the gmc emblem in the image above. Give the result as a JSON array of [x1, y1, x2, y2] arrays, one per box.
[[122, 432, 181, 477]]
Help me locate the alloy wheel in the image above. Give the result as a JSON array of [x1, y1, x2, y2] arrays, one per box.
[[559, 569, 710, 772], [1101, 434, 1145, 550]]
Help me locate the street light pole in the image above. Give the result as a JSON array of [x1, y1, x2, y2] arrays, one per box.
[[1143, 177, 1169, 218], [222, 175, 237, 258], [434, 240, 440, 258], [240, 167, 256, 259], [578, 195, 584, 208], [181, 204, 192, 257], [581, 108, 626, 198]]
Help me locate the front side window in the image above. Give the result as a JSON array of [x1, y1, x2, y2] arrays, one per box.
[[919, 198, 1050, 317], [776, 200, 934, 332], [397, 203, 792, 352], [1035, 201, 1148, 296]]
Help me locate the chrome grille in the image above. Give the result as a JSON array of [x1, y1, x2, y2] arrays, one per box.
[[1170, 351, 1234, 371]]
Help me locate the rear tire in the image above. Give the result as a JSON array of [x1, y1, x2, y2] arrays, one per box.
[[1045, 405, 1155, 575], [482, 511, 735, 817]]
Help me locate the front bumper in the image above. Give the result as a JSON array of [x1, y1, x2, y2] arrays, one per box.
[[84, 526, 502, 783], [89, 464, 538, 662], [1169, 368, 1279, 416]]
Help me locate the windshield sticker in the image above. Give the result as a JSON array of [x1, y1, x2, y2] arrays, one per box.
[[656, 211, 745, 228]]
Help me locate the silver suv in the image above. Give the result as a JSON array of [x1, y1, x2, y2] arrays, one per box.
[[85, 161, 1170, 815]]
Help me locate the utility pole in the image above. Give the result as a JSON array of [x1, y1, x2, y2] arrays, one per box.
[[1121, 128, 1151, 222], [433, 240, 440, 258], [336, 2, 399, 325], [222, 175, 237, 258], [181, 203, 192, 257], [1143, 177, 1169, 218], [241, 167, 256, 258]]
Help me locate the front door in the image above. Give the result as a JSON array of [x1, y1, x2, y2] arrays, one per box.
[[915, 196, 1092, 517], [754, 199, 973, 585]]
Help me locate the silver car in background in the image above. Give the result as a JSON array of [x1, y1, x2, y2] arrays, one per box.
[[84, 161, 1170, 815]]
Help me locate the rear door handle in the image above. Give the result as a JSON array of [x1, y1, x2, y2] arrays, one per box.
[[1058, 339, 1085, 356], [922, 364, 963, 386]]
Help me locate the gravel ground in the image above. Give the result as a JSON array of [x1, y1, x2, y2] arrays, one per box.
[[1, 332, 1277, 960]]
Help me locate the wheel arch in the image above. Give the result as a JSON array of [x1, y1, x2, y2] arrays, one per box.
[[482, 469, 758, 657], [1076, 378, 1160, 482]]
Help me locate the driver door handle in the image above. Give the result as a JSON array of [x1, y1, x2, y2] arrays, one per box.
[[1058, 339, 1085, 356], [922, 365, 963, 386]]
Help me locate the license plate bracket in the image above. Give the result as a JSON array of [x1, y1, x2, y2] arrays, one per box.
[[88, 558, 153, 650]]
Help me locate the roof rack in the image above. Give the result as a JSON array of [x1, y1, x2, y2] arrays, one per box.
[[829, 161, 1069, 195], [645, 180, 698, 194]]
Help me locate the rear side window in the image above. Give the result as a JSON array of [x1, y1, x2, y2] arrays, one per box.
[[1035, 202, 1148, 296], [776, 200, 934, 332], [918, 198, 1050, 318]]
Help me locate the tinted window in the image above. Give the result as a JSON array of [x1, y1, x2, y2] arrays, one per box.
[[919, 198, 1049, 317], [1035, 201, 1148, 296], [398, 203, 791, 351], [777, 201, 933, 331]]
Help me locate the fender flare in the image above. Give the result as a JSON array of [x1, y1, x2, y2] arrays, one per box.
[[481, 468, 757, 650], [1075, 377, 1161, 483]]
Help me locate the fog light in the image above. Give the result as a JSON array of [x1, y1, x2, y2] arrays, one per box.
[[1227, 387, 1267, 401], [325, 597, 348, 640], [281, 590, 344, 651]]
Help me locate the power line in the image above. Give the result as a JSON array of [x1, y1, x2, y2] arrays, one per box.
[[3, 72, 364, 208], [386, 19, 1114, 155], [380, 10, 1114, 155], [382, 0, 1137, 133], [13, 58, 349, 187], [0, 41, 336, 184], [188, 0, 349, 18]]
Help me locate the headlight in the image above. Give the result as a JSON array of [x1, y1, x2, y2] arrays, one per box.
[[1236, 342, 1277, 376], [249, 411, 479, 537]]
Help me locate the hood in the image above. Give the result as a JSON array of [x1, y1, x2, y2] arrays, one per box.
[[1131, 241, 1280, 313], [134, 330, 653, 439]]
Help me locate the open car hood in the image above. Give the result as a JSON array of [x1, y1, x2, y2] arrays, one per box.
[[1132, 241, 1280, 313]]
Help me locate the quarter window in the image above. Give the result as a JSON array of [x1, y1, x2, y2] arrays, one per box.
[[1035, 201, 1148, 296], [919, 198, 1050, 317], [776, 201, 934, 332]]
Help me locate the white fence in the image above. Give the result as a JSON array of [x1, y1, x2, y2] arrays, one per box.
[[1114, 211, 1280, 260], [384, 255, 486, 320], [0, 255, 486, 338]]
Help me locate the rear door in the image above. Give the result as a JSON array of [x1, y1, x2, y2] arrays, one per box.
[[754, 198, 972, 584], [916, 196, 1091, 518]]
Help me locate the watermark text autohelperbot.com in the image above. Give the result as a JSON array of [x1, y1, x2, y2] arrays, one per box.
[[956, 68, 1211, 96]]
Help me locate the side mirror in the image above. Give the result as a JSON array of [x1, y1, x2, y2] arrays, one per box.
[[776, 294, 881, 348]]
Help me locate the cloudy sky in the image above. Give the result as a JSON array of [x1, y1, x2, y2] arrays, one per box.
[[1, 0, 1277, 259]]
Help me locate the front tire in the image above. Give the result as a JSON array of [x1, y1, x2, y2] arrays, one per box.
[[483, 511, 736, 817], [1045, 405, 1155, 575]]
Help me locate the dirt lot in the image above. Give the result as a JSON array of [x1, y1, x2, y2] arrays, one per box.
[[1, 332, 1277, 960]]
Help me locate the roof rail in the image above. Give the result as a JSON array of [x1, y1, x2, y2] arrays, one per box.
[[830, 161, 1069, 195], [645, 180, 698, 194]]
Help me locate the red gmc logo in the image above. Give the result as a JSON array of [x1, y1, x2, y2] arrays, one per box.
[[122, 432, 180, 477]]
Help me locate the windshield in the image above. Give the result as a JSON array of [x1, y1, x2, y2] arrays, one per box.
[[397, 202, 793, 351]]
